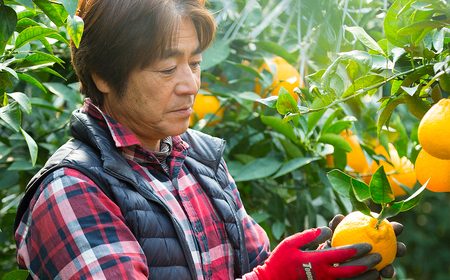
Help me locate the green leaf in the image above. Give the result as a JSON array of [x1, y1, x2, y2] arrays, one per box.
[[323, 116, 357, 135], [268, 192, 286, 222], [339, 50, 373, 75], [30, 97, 63, 112], [307, 109, 326, 133], [34, 0, 68, 27], [321, 108, 343, 133], [21, 127, 38, 166], [399, 180, 428, 212], [318, 133, 352, 152], [256, 96, 278, 108], [276, 86, 298, 115], [23, 51, 65, 67], [250, 212, 270, 223], [14, 26, 59, 49], [327, 169, 353, 198], [0, 169, 20, 191], [351, 178, 371, 200], [383, 0, 411, 48], [66, 15, 84, 48], [341, 74, 385, 98], [2, 270, 30, 280], [0, 101, 21, 132], [15, 0, 35, 9], [0, 72, 13, 92], [234, 158, 282, 182], [345, 26, 385, 54], [261, 115, 297, 142], [377, 97, 405, 136], [7, 92, 32, 114], [272, 157, 321, 179], [398, 20, 448, 36], [369, 165, 395, 204], [17, 73, 47, 92], [346, 60, 359, 81], [7, 160, 38, 171], [321, 57, 341, 95], [61, 0, 79, 17], [349, 185, 371, 216], [201, 39, 231, 70], [378, 202, 402, 225], [272, 221, 286, 240], [0, 4, 17, 43]]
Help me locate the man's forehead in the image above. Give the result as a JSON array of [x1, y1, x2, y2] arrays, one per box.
[[162, 45, 203, 59]]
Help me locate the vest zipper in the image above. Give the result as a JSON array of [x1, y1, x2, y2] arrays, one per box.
[[104, 168, 198, 280]]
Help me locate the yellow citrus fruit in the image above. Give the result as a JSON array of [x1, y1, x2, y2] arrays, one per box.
[[362, 144, 416, 197], [418, 98, 450, 159], [254, 56, 302, 100], [331, 211, 397, 271], [415, 149, 450, 192], [189, 94, 225, 127], [325, 154, 334, 168], [341, 131, 369, 174]]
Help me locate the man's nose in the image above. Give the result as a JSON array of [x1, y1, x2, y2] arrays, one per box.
[[176, 65, 200, 95]]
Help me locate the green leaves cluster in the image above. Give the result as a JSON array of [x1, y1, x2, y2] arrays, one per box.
[[0, 0, 83, 166], [327, 167, 427, 228], [258, 0, 449, 138]]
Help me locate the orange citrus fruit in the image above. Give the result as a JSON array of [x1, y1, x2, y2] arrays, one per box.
[[415, 149, 450, 192], [189, 94, 225, 127], [341, 131, 369, 174], [331, 211, 397, 271], [362, 144, 416, 197], [418, 98, 450, 159], [254, 56, 302, 100]]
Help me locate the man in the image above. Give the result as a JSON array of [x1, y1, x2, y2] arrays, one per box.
[[14, 0, 404, 279]]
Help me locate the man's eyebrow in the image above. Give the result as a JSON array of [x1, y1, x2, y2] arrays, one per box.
[[163, 45, 202, 59]]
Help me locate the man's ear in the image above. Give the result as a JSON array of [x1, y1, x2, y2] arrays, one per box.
[[91, 73, 111, 94]]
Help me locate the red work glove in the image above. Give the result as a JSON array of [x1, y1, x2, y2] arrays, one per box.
[[253, 227, 381, 280]]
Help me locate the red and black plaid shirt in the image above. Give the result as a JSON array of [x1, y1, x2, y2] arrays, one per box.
[[15, 99, 269, 279]]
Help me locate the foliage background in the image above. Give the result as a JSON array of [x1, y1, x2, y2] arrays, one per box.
[[1, 0, 449, 279]]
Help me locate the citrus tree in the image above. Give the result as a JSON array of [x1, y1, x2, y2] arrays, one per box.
[[1, 0, 449, 279]]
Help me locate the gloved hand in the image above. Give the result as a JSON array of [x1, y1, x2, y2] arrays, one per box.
[[253, 227, 382, 280], [321, 214, 407, 279]]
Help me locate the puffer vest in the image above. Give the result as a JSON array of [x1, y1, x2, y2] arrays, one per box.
[[15, 110, 250, 279]]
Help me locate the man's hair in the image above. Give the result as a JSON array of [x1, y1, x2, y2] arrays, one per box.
[[71, 0, 215, 106]]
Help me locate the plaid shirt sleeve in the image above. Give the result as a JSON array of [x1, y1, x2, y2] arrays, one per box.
[[15, 167, 148, 280], [221, 160, 271, 277]]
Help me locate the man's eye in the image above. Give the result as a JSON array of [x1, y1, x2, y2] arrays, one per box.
[[191, 62, 201, 69], [161, 67, 176, 74]]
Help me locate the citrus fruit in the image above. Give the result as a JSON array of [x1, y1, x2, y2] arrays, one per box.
[[254, 56, 302, 100], [341, 131, 369, 174], [362, 144, 416, 197], [418, 98, 450, 159], [331, 211, 397, 271], [189, 94, 224, 127], [415, 149, 450, 192]]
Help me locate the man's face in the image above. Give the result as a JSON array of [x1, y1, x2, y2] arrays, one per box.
[[100, 18, 201, 150]]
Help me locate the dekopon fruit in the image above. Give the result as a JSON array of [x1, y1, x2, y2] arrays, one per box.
[[189, 94, 225, 127], [418, 98, 450, 159], [362, 144, 416, 197], [415, 149, 450, 193], [331, 211, 397, 271], [341, 131, 369, 174], [254, 56, 302, 100]]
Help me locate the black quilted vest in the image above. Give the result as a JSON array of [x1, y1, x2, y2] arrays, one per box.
[[15, 110, 250, 279]]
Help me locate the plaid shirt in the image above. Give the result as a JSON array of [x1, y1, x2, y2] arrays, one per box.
[[15, 99, 269, 280]]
